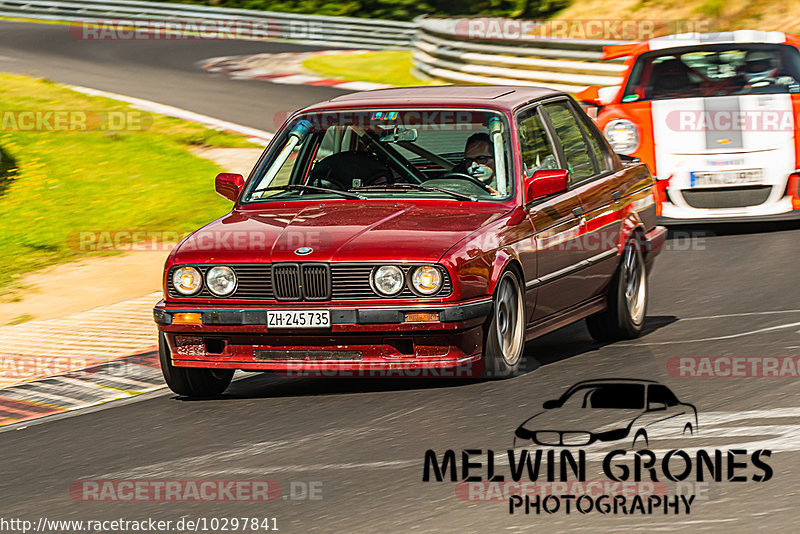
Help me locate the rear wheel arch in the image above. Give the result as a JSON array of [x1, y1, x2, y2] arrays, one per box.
[[618, 211, 646, 252]]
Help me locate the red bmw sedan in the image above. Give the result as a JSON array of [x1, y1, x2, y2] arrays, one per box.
[[153, 86, 667, 397]]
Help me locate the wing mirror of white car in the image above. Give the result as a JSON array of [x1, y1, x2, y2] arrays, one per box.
[[647, 401, 668, 412], [542, 399, 560, 409]]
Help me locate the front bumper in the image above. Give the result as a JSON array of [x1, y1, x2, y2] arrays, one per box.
[[660, 189, 800, 224], [154, 299, 492, 374], [659, 208, 800, 225]]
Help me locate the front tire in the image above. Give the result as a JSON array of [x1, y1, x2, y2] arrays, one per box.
[[159, 333, 234, 397], [586, 237, 647, 341], [483, 270, 525, 378]]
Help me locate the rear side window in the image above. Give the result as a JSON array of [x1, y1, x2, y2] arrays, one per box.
[[542, 102, 595, 183], [578, 114, 612, 174], [517, 108, 558, 177], [648, 385, 680, 406]]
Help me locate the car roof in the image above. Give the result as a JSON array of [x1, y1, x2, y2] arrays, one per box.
[[566, 378, 660, 389], [299, 85, 564, 113], [647, 30, 789, 51]]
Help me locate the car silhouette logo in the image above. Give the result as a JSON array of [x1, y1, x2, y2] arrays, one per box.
[[294, 247, 313, 255], [513, 378, 697, 449]]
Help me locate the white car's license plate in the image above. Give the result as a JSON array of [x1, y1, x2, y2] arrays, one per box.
[[690, 169, 763, 187], [267, 310, 331, 329]]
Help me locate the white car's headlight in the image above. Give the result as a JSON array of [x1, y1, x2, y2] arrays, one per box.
[[206, 265, 237, 296], [172, 266, 202, 295], [372, 265, 404, 296], [411, 266, 443, 295], [604, 119, 639, 155]]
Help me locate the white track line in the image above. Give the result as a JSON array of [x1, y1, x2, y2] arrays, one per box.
[[67, 84, 273, 145], [620, 321, 800, 346]]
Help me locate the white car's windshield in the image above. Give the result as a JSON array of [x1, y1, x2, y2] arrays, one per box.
[[622, 44, 800, 101], [243, 109, 513, 203]]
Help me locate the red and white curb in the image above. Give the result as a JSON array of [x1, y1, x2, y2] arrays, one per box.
[[0, 350, 163, 429], [202, 50, 396, 91]]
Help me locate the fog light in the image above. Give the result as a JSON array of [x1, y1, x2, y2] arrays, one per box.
[[172, 312, 202, 324], [404, 312, 439, 323]]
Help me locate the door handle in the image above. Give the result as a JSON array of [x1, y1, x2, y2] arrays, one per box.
[[612, 190, 621, 202], [572, 206, 586, 227]]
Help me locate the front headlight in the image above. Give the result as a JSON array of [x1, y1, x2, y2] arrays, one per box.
[[206, 265, 237, 296], [172, 266, 202, 295], [604, 119, 639, 155], [411, 266, 443, 295], [372, 265, 404, 296]]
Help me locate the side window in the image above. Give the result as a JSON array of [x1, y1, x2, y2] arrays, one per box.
[[578, 114, 612, 174], [648, 385, 679, 407], [517, 108, 558, 177], [543, 101, 596, 184]]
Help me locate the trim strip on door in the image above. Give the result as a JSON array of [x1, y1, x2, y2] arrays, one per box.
[[525, 248, 618, 289]]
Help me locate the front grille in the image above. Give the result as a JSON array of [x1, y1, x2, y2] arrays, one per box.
[[272, 264, 302, 301], [168, 263, 451, 301], [534, 431, 591, 446], [680, 186, 772, 209], [167, 264, 273, 299], [330, 264, 452, 299], [301, 264, 331, 301]]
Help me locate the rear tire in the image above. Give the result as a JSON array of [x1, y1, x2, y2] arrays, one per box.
[[586, 237, 647, 342], [159, 333, 234, 397], [483, 270, 525, 378]]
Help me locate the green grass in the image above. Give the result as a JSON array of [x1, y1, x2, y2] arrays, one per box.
[[302, 51, 441, 87], [0, 73, 258, 292]]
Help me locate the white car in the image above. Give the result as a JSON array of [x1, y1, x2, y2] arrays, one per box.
[[578, 30, 800, 223]]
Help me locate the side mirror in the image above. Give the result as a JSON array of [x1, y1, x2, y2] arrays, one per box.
[[576, 85, 602, 106], [647, 401, 667, 412], [215, 173, 244, 202], [525, 169, 569, 203], [542, 399, 560, 409]]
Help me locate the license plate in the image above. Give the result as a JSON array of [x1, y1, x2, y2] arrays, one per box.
[[267, 310, 330, 329], [690, 169, 763, 187]]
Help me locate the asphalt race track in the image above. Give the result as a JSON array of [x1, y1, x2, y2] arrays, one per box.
[[0, 21, 343, 132], [1, 19, 799, 533]]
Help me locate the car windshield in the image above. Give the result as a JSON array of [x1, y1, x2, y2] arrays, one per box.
[[621, 44, 800, 101], [242, 108, 513, 203], [560, 384, 645, 409]]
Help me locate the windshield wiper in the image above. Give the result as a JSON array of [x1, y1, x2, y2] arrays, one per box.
[[251, 184, 366, 200], [351, 183, 477, 202]]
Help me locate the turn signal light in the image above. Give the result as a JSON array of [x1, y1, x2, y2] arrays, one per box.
[[172, 312, 203, 324], [404, 312, 439, 323], [786, 172, 800, 210]]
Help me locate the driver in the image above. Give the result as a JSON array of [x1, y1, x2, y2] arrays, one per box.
[[454, 132, 496, 185], [741, 50, 778, 84]]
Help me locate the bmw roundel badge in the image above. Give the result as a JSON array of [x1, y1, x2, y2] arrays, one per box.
[[294, 247, 313, 255]]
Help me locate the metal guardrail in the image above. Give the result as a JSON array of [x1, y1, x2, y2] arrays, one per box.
[[412, 18, 629, 92], [0, 0, 416, 48], [0, 1, 628, 89]]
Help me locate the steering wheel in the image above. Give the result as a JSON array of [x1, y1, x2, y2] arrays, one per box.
[[440, 172, 496, 194]]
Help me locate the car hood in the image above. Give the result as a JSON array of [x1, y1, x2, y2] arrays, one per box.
[[173, 201, 511, 264], [517, 408, 643, 435]]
